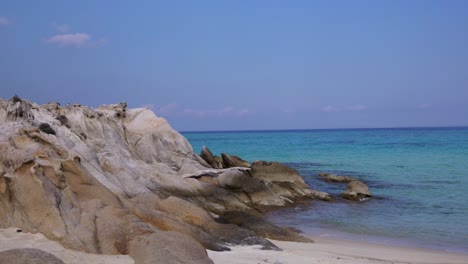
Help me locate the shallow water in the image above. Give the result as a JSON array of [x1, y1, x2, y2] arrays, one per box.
[[183, 127, 468, 253]]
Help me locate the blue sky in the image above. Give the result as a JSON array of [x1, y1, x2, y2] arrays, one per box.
[[1, 1, 467, 131]]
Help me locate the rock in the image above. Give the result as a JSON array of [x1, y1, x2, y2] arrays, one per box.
[[0, 98, 324, 261], [200, 146, 219, 168], [213, 156, 224, 168], [251, 161, 306, 185], [342, 180, 372, 201], [221, 153, 250, 168], [217, 211, 313, 243], [128, 232, 214, 264], [319, 173, 355, 183], [218, 168, 254, 189], [310, 190, 332, 201], [0, 248, 65, 264]]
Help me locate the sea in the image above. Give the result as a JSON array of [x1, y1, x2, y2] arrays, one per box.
[[183, 127, 468, 254]]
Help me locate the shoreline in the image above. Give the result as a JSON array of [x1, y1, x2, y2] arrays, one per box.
[[208, 235, 468, 264], [291, 224, 468, 255]]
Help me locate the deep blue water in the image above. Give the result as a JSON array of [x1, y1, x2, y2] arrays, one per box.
[[183, 127, 468, 253]]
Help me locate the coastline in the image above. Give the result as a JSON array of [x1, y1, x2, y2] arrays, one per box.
[[2, 227, 467, 264], [208, 235, 468, 264]]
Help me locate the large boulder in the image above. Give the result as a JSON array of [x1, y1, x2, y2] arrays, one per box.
[[342, 180, 372, 201], [128, 232, 214, 264], [221, 153, 251, 168], [251, 161, 307, 185], [0, 248, 65, 264]]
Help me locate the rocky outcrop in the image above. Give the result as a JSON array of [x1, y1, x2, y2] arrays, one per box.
[[200, 146, 222, 169], [0, 98, 323, 263], [0, 248, 65, 264], [342, 181, 372, 201], [221, 153, 250, 168]]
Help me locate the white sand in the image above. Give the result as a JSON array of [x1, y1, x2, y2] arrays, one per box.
[[2, 228, 467, 264], [0, 227, 134, 264], [208, 236, 468, 264]]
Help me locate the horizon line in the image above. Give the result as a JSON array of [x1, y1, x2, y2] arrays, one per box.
[[180, 125, 468, 134]]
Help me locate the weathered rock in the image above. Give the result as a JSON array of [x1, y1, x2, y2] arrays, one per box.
[[218, 168, 254, 189], [251, 161, 306, 185], [0, 98, 325, 262], [342, 180, 372, 201], [0, 248, 65, 264], [319, 173, 355, 183], [128, 232, 214, 264], [200, 146, 220, 169], [221, 153, 251, 168], [217, 211, 313, 243]]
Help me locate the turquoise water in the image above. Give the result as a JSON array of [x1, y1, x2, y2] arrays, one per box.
[[183, 127, 468, 253]]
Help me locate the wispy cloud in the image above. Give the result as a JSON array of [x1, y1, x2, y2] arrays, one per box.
[[417, 103, 432, 109], [47, 33, 91, 47], [321, 105, 340, 113], [0, 17, 10, 26]]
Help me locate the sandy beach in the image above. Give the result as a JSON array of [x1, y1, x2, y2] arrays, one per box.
[[2, 227, 467, 264], [208, 236, 468, 264], [0, 228, 133, 264]]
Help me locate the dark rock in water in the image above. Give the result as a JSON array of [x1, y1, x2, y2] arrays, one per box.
[[217, 211, 313, 243], [0, 248, 65, 264], [221, 153, 251, 168], [342, 180, 372, 201], [319, 173, 355, 183], [310, 190, 332, 201], [200, 146, 218, 168]]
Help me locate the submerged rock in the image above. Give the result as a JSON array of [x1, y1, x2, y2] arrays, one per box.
[[342, 180, 372, 201], [319, 172, 356, 183]]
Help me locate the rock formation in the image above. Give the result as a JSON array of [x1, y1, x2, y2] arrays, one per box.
[[342, 180, 372, 201], [0, 98, 328, 263], [317, 172, 372, 201]]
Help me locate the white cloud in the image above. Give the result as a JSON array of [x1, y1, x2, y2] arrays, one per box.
[[321, 105, 340, 113], [0, 17, 10, 26], [47, 33, 90, 47], [348, 104, 367, 111]]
